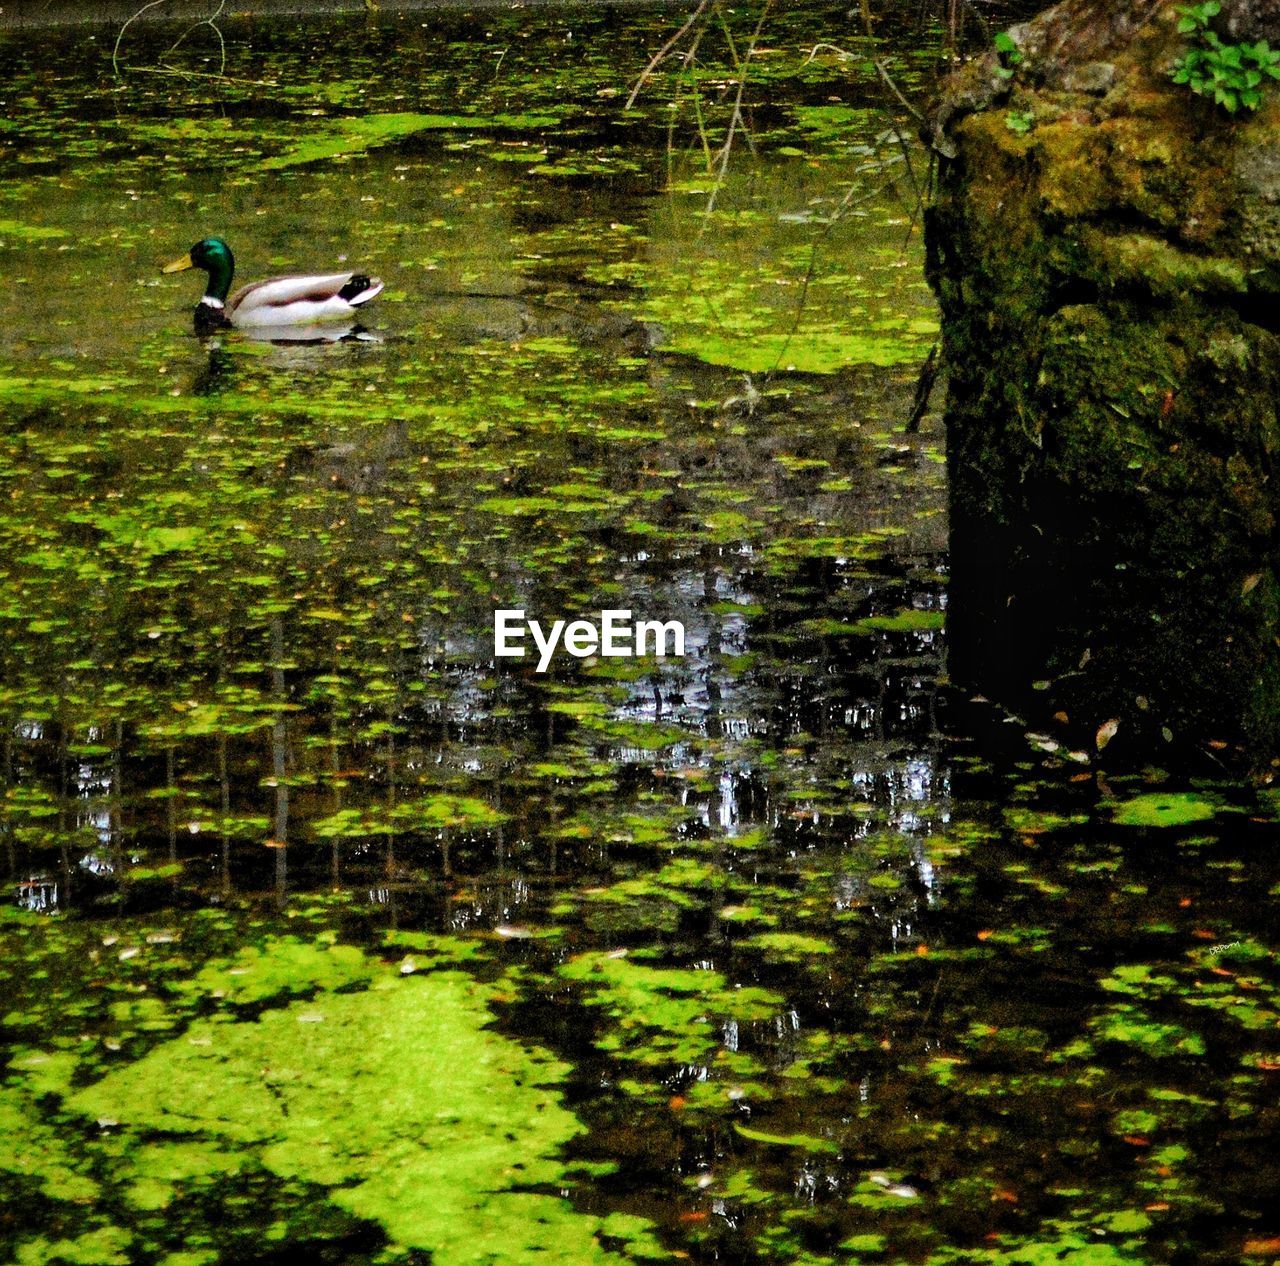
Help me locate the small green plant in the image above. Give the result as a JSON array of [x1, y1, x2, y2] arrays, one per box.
[[993, 31, 1023, 82], [1005, 110, 1034, 135], [1172, 1, 1280, 113]]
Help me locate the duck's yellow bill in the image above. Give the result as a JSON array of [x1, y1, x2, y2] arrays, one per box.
[[162, 252, 194, 274]]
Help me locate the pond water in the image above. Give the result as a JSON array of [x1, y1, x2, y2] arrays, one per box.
[[2, 5, 1279, 1265]]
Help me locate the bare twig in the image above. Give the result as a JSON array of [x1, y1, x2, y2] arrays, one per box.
[[114, 0, 227, 80], [124, 66, 273, 86], [873, 57, 926, 126], [766, 172, 904, 375], [160, 0, 226, 78], [702, 0, 771, 221], [905, 343, 940, 432], [113, 0, 172, 77], [802, 41, 857, 65], [688, 68, 716, 173], [626, 0, 713, 109]]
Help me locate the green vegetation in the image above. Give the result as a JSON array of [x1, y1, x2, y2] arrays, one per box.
[[1172, 2, 1280, 112], [1109, 791, 1222, 827], [0, 918, 657, 1263], [993, 31, 1023, 82]]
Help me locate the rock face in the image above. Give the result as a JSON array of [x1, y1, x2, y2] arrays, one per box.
[[926, 0, 1280, 767]]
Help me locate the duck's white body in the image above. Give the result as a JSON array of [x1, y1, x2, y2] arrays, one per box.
[[222, 273, 384, 328]]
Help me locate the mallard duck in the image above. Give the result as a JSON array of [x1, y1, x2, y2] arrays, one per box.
[[162, 237, 383, 333]]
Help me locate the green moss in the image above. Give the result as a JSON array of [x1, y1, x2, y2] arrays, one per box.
[[1081, 230, 1247, 299]]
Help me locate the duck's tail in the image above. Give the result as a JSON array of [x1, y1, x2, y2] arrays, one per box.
[[339, 274, 383, 305]]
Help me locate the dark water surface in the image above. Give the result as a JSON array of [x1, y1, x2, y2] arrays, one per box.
[[1, 5, 1279, 1265]]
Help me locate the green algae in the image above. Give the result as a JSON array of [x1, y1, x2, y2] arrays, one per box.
[[1110, 792, 1222, 827], [72, 971, 638, 1264], [10, 1226, 135, 1266], [177, 934, 373, 1006], [0, 916, 661, 1264], [260, 111, 562, 171], [743, 931, 835, 958], [559, 950, 782, 1068], [734, 1122, 841, 1153], [0, 219, 69, 241]]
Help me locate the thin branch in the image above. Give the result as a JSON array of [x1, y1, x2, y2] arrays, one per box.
[[113, 0, 172, 78], [766, 173, 903, 375], [123, 66, 274, 86], [702, 0, 771, 222], [686, 59, 716, 174], [873, 57, 926, 126], [114, 0, 227, 80], [802, 41, 857, 64], [626, 0, 713, 110], [160, 0, 227, 79]]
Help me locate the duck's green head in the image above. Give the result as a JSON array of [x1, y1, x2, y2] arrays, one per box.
[[162, 237, 236, 303]]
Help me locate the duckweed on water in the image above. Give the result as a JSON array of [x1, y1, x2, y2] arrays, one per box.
[[1, 914, 658, 1264], [260, 112, 564, 171], [73, 973, 633, 1264], [1109, 791, 1224, 827]]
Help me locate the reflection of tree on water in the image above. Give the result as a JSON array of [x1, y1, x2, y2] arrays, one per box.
[[4, 530, 950, 921]]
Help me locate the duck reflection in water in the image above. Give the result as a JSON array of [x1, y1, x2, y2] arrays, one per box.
[[190, 323, 382, 396]]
